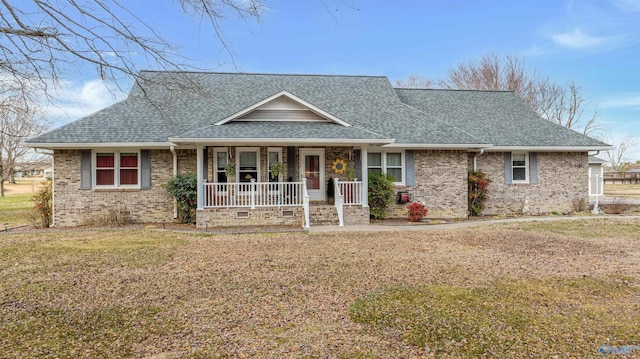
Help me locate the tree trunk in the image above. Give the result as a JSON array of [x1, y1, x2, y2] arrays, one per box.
[[0, 162, 4, 197]]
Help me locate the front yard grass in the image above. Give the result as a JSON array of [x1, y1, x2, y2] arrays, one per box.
[[1, 218, 639, 358], [605, 183, 640, 199], [0, 179, 46, 228], [0, 192, 34, 227]]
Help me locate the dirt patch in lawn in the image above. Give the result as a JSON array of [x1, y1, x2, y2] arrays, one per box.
[[1, 218, 639, 358]]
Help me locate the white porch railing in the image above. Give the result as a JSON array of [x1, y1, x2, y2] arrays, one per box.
[[202, 179, 310, 228], [337, 180, 364, 205], [333, 180, 364, 227], [334, 180, 344, 227], [203, 180, 305, 208], [302, 179, 310, 229]]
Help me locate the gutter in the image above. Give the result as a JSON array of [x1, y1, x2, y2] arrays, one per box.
[[33, 148, 54, 155], [170, 145, 178, 219], [168, 137, 394, 145]]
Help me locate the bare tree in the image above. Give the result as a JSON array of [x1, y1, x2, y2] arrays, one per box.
[[436, 53, 599, 134], [396, 74, 434, 89], [536, 80, 600, 135], [602, 137, 639, 173], [0, 99, 46, 196], [0, 0, 266, 98]]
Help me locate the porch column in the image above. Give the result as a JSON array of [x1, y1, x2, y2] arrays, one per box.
[[196, 144, 204, 210], [361, 146, 369, 207]]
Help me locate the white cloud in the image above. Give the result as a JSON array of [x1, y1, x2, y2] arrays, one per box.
[[611, 0, 640, 12], [520, 44, 551, 57], [44, 79, 126, 126], [550, 29, 622, 50], [600, 93, 640, 108]]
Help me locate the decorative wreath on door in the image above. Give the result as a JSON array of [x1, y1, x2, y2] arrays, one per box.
[[332, 158, 347, 174]]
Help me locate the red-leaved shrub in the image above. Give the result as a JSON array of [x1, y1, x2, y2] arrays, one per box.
[[407, 202, 428, 222]]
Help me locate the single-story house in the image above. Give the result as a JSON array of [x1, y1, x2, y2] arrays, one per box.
[[26, 71, 611, 227], [12, 160, 50, 179]]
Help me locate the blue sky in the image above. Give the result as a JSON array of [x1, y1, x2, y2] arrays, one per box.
[[51, 0, 640, 160]]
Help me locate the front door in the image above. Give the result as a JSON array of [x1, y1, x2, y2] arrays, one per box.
[[299, 148, 325, 201]]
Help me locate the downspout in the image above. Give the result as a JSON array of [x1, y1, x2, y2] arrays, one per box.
[[473, 149, 485, 171], [170, 145, 178, 219], [588, 150, 600, 157]]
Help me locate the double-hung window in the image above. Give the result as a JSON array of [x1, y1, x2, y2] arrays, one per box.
[[511, 152, 529, 183], [367, 151, 404, 184], [236, 147, 260, 183], [94, 151, 140, 187]]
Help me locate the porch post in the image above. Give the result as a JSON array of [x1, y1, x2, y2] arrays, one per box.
[[196, 145, 204, 210], [361, 146, 369, 207]]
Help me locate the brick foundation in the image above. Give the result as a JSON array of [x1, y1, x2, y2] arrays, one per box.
[[196, 207, 305, 228]]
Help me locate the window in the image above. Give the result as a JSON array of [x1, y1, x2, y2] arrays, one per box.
[[512, 152, 529, 183], [386, 153, 402, 182], [96, 153, 115, 186], [268, 148, 282, 183], [94, 151, 139, 187], [236, 148, 259, 183], [119, 153, 138, 185], [367, 151, 404, 184], [214, 149, 228, 183], [367, 153, 382, 175]]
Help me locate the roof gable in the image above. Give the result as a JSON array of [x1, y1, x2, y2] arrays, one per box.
[[215, 91, 350, 126]]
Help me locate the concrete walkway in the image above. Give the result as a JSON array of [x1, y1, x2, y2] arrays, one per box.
[[308, 215, 640, 233]]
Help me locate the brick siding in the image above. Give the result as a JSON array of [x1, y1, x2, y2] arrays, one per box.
[[389, 150, 468, 219], [52, 149, 193, 226], [475, 152, 589, 215]]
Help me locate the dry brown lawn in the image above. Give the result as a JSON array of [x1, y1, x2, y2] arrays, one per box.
[[605, 184, 640, 199], [1, 218, 640, 358], [2, 178, 46, 195]]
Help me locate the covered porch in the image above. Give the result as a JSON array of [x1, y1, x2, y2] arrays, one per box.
[[193, 145, 371, 228]]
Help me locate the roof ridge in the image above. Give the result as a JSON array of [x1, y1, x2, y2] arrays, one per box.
[[139, 70, 388, 79], [395, 87, 515, 93]]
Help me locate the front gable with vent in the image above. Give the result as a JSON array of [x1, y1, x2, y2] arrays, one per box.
[[214, 91, 351, 127]]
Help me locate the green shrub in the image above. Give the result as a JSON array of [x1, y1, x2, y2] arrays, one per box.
[[368, 172, 395, 219], [468, 170, 491, 216], [166, 173, 197, 224], [31, 179, 53, 228]]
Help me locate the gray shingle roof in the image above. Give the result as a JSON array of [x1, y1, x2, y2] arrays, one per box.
[[174, 122, 390, 141], [395, 88, 609, 147], [27, 71, 608, 149]]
